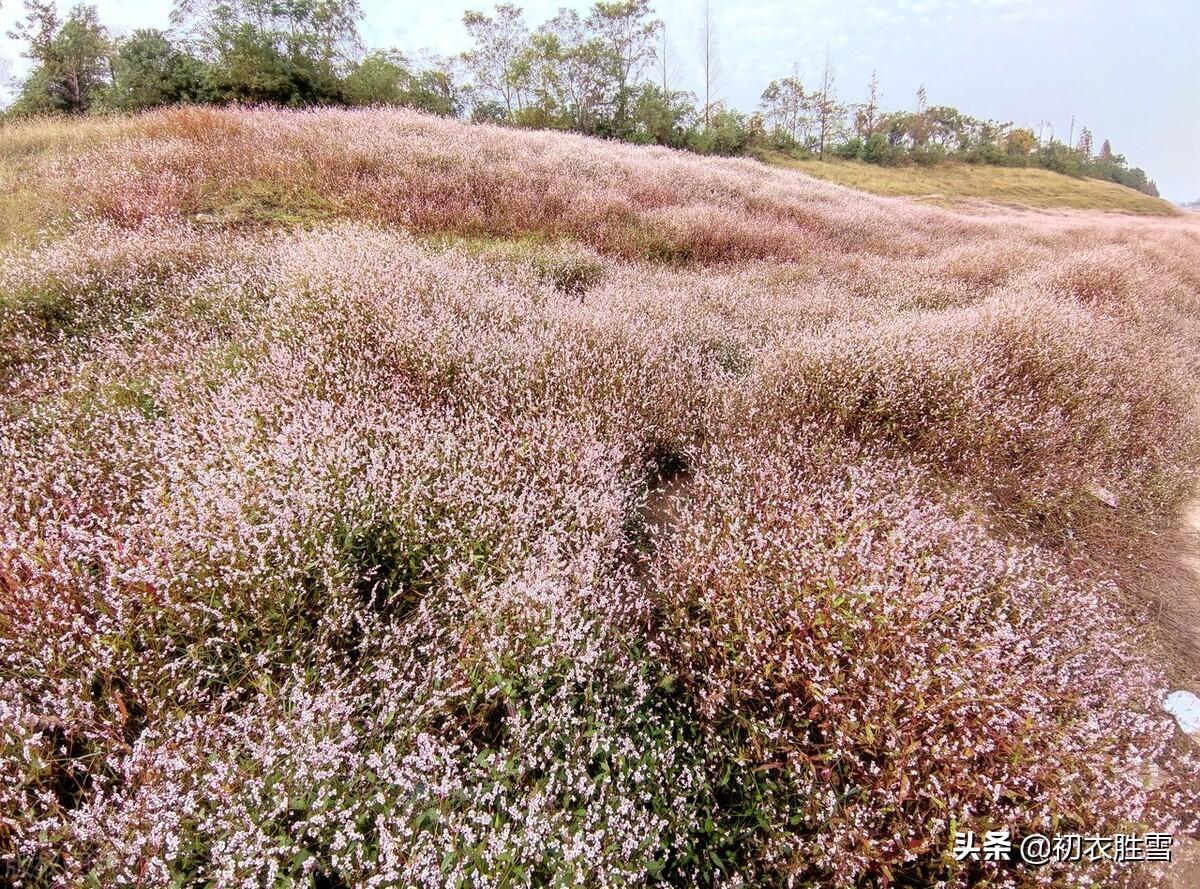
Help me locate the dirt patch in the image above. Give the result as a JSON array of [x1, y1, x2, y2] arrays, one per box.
[[642, 469, 693, 540], [1161, 496, 1200, 692], [1164, 835, 1200, 889]]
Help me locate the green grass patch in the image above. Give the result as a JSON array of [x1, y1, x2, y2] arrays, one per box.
[[197, 180, 341, 228], [429, 233, 605, 295], [760, 151, 1178, 215]]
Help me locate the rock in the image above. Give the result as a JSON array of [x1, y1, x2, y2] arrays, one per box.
[[1087, 483, 1120, 509], [1163, 690, 1200, 735]]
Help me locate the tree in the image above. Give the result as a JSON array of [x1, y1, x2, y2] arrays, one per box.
[[342, 49, 410, 105], [1075, 126, 1093, 159], [813, 48, 842, 157], [528, 8, 611, 134], [406, 55, 465, 117], [630, 82, 693, 146], [108, 29, 203, 110], [688, 105, 747, 155], [9, 2, 113, 115], [342, 50, 461, 115], [171, 0, 364, 105], [698, 0, 719, 127], [204, 23, 303, 103], [759, 69, 806, 146], [854, 69, 880, 138], [1005, 127, 1035, 157], [925, 106, 970, 149], [461, 3, 530, 117], [586, 0, 659, 135], [657, 21, 679, 95], [9, 1, 61, 65]]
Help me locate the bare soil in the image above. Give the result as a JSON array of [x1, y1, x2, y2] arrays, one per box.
[[1163, 496, 1200, 693]]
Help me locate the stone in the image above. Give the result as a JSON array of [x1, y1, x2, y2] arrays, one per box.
[[1086, 483, 1119, 509], [1163, 690, 1200, 735]]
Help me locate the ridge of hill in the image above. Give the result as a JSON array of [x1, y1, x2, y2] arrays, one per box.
[[759, 150, 1179, 214]]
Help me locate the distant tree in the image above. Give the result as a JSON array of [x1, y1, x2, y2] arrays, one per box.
[[759, 69, 806, 146], [204, 24, 301, 103], [854, 69, 880, 138], [629, 82, 693, 145], [470, 99, 508, 123], [407, 56, 465, 117], [529, 8, 611, 133], [343, 50, 461, 115], [688, 104, 746, 155], [171, 0, 363, 105], [657, 20, 680, 95], [813, 48, 842, 157], [1035, 138, 1082, 176], [9, 1, 61, 65], [1098, 138, 1113, 161], [9, 2, 112, 114], [173, 0, 363, 65], [698, 0, 719, 127], [1075, 125, 1093, 159], [342, 49, 410, 105], [587, 0, 659, 136], [108, 28, 203, 110], [461, 3, 530, 117], [1005, 127, 1036, 157], [925, 105, 971, 149]]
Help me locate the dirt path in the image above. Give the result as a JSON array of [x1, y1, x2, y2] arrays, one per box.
[[1161, 495, 1200, 692], [1162, 494, 1200, 889], [1180, 496, 1200, 624]]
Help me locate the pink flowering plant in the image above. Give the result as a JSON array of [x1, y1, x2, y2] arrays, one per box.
[[1, 108, 1198, 887]]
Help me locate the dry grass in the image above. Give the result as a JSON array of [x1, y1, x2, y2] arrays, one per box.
[[0, 114, 151, 246], [761, 150, 1179, 215]]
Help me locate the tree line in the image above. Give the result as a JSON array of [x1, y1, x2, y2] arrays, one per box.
[[4, 0, 1159, 197]]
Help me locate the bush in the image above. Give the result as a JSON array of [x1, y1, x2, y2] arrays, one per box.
[[687, 109, 750, 156]]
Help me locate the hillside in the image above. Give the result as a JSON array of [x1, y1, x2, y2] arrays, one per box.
[[2, 108, 1200, 888], [760, 150, 1178, 214]]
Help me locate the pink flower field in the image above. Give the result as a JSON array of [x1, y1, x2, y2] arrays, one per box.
[[1, 107, 1199, 887]]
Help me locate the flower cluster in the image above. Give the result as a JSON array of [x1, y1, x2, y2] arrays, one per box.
[[1, 109, 1199, 888]]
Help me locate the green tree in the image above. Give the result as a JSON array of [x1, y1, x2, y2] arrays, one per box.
[[687, 105, 747, 155], [343, 50, 461, 116], [629, 82, 693, 146], [342, 49, 410, 105], [9, 2, 112, 115], [171, 0, 363, 105], [461, 3, 530, 117], [853, 70, 880, 139], [812, 50, 843, 157], [404, 59, 463, 117], [759, 70, 806, 146], [527, 8, 611, 133], [586, 0, 659, 136], [108, 28, 203, 110]]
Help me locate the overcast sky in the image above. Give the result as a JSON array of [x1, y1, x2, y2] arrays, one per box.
[[2, 0, 1196, 201]]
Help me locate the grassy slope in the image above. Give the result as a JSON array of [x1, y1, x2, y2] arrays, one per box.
[[0, 115, 1175, 251], [3, 109, 1200, 886], [759, 149, 1178, 214]]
